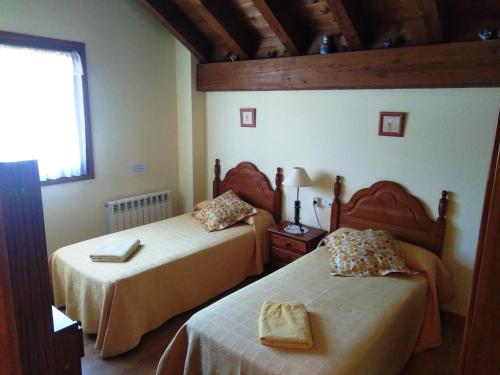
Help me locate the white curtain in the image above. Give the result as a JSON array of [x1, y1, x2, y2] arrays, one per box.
[[0, 44, 87, 181]]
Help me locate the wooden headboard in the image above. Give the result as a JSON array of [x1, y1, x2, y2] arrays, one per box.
[[213, 159, 283, 223], [330, 176, 448, 257]]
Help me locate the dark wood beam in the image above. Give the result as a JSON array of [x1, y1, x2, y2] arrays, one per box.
[[416, 0, 444, 43], [198, 0, 257, 60], [140, 0, 212, 62], [325, 0, 366, 50], [197, 40, 500, 91], [251, 0, 304, 55]]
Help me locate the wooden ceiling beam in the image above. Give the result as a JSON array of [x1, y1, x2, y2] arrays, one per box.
[[251, 0, 304, 56], [325, 0, 366, 50], [197, 40, 500, 91], [198, 0, 256, 60], [141, 0, 212, 62], [416, 0, 444, 43]]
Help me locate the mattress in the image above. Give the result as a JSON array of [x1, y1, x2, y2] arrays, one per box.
[[157, 244, 452, 375], [50, 210, 274, 358]]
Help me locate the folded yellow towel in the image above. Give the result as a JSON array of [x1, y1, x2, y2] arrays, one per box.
[[90, 239, 140, 262], [258, 301, 313, 349]]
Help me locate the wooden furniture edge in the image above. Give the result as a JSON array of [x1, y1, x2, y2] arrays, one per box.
[[197, 40, 500, 91], [330, 176, 448, 257], [267, 221, 327, 242], [268, 222, 327, 268], [0, 206, 22, 375], [459, 110, 500, 375], [213, 159, 283, 222]]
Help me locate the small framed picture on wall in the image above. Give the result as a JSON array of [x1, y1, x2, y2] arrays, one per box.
[[240, 108, 256, 128], [379, 112, 405, 137]]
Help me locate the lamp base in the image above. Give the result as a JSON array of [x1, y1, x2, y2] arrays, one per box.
[[283, 223, 309, 234]]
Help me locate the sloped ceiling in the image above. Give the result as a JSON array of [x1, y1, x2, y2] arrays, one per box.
[[141, 0, 500, 90]]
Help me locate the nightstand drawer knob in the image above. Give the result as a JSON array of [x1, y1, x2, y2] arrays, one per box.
[[271, 247, 301, 265], [271, 235, 307, 253]]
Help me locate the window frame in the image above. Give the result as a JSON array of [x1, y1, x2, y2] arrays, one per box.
[[0, 30, 94, 186]]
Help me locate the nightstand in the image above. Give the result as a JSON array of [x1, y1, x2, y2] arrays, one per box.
[[267, 221, 327, 269]]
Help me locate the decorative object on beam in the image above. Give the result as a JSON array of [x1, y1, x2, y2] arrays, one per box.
[[383, 38, 396, 48], [478, 30, 493, 41], [266, 50, 278, 58], [197, 40, 500, 91], [325, 0, 367, 51], [240, 108, 256, 128], [225, 53, 240, 62], [378, 112, 406, 137], [384, 35, 405, 48], [319, 35, 332, 54]]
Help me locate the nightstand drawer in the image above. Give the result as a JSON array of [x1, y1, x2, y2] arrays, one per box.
[[271, 235, 307, 253], [272, 247, 302, 264]]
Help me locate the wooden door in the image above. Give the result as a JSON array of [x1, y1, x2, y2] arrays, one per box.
[[459, 111, 500, 375], [0, 208, 22, 374], [0, 161, 55, 374]]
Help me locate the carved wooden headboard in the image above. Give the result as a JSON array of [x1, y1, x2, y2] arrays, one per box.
[[213, 159, 283, 223], [330, 176, 448, 257]]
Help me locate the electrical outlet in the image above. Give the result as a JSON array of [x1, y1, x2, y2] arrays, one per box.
[[313, 197, 321, 206], [314, 197, 332, 208]]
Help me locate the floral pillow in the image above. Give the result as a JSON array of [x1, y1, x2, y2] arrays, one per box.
[[193, 190, 257, 232], [322, 229, 414, 276]]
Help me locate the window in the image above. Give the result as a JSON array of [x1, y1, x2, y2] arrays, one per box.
[[0, 31, 94, 185]]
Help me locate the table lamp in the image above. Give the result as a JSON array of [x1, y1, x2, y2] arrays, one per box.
[[283, 167, 312, 234]]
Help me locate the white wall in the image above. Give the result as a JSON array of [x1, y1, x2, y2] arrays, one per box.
[[176, 41, 207, 213], [176, 42, 195, 212], [0, 0, 179, 252], [205, 89, 500, 315]]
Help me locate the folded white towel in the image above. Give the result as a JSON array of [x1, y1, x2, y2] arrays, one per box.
[[90, 239, 140, 262]]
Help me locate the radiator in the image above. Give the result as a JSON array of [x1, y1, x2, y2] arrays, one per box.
[[105, 190, 172, 233]]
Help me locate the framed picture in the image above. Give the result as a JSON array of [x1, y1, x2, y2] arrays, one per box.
[[379, 112, 405, 137], [240, 108, 256, 128]]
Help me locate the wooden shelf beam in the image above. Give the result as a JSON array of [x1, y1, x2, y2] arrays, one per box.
[[198, 0, 257, 60], [197, 40, 500, 91], [325, 0, 366, 50], [251, 0, 305, 56], [416, 0, 444, 43], [141, 0, 212, 63]]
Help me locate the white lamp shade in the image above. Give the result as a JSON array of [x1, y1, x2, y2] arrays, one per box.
[[283, 167, 312, 187]]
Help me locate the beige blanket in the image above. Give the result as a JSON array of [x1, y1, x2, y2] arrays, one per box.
[[49, 210, 274, 358], [157, 244, 453, 375]]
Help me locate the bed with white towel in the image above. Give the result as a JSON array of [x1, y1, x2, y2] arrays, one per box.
[[156, 178, 454, 375], [89, 238, 140, 262], [49, 160, 283, 358]]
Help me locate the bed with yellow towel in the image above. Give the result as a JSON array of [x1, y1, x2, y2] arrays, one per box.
[[259, 301, 313, 349], [156, 241, 452, 375], [155, 179, 454, 375]]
